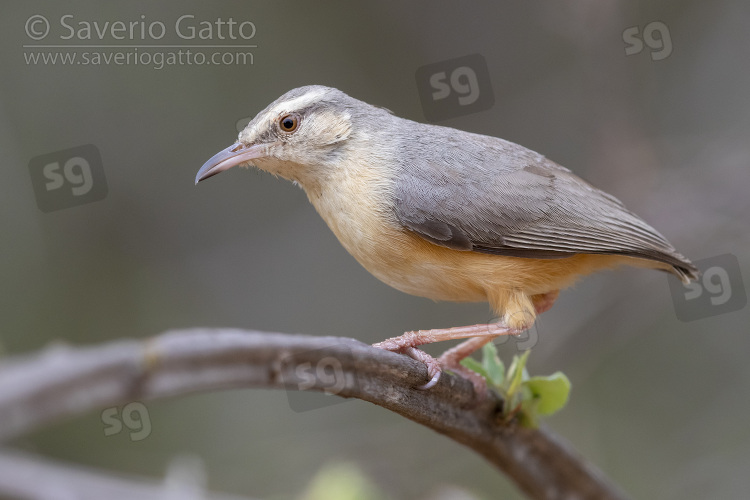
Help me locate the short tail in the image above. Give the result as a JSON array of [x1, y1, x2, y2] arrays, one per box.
[[615, 249, 699, 284], [643, 251, 699, 284], [670, 260, 700, 285]]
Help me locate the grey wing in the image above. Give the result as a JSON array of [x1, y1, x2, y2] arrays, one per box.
[[393, 133, 698, 281]]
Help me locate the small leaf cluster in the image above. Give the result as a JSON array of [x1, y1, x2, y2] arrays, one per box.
[[461, 343, 571, 427]]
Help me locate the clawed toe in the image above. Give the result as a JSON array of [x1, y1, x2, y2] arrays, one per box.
[[418, 367, 442, 390], [373, 327, 509, 397], [399, 347, 442, 389], [399, 347, 487, 395]]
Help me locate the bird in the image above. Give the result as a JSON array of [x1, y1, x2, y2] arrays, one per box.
[[196, 85, 698, 393]]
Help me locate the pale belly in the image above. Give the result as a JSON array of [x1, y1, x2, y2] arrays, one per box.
[[308, 180, 490, 302], [334, 223, 641, 306], [352, 236, 492, 303], [310, 194, 541, 303]]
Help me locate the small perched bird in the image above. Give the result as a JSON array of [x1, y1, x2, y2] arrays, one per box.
[[196, 85, 697, 392]]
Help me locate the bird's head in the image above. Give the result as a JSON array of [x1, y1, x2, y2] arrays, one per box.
[[196, 85, 385, 191]]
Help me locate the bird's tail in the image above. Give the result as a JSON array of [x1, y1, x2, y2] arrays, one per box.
[[671, 260, 700, 284]]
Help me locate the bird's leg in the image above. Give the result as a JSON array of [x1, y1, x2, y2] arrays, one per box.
[[373, 322, 517, 392], [436, 336, 498, 394], [372, 322, 516, 351], [398, 347, 443, 390], [373, 290, 561, 394], [437, 291, 561, 393]]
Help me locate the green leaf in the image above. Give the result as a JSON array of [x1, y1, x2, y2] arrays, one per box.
[[460, 342, 505, 387], [460, 356, 488, 379], [481, 342, 505, 386], [523, 372, 571, 416], [505, 350, 530, 397], [462, 344, 572, 427]]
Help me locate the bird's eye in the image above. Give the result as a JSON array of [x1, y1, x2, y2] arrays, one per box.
[[278, 114, 300, 133]]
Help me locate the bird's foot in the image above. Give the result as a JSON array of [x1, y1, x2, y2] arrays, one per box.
[[436, 336, 498, 398], [374, 326, 516, 396], [385, 345, 489, 395], [397, 347, 442, 389]]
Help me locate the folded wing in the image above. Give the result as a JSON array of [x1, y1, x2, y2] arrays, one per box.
[[393, 129, 698, 282]]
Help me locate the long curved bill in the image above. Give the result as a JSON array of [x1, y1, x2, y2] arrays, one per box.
[[195, 142, 268, 184]]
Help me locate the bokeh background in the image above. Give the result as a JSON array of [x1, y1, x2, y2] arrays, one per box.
[[2, 1, 749, 499]]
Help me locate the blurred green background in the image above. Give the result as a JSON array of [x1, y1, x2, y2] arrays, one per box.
[[2, 1, 749, 499]]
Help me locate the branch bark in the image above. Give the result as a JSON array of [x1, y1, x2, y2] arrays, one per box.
[[0, 329, 630, 500]]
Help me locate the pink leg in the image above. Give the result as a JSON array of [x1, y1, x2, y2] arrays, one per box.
[[373, 290, 560, 393], [373, 322, 515, 351], [438, 335, 497, 367], [400, 347, 442, 390], [373, 323, 515, 393], [389, 339, 496, 393], [438, 291, 561, 391], [437, 336, 498, 395]]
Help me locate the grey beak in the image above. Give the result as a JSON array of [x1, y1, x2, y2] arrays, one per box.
[[195, 142, 268, 184]]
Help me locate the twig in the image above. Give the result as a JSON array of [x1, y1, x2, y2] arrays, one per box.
[[0, 329, 630, 500], [0, 448, 260, 500]]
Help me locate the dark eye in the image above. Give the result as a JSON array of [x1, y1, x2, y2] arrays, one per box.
[[278, 113, 299, 133]]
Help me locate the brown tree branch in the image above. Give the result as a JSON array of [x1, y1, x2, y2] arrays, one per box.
[[0, 329, 630, 500]]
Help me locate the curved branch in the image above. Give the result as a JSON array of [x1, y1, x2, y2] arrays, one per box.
[[0, 329, 630, 500]]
